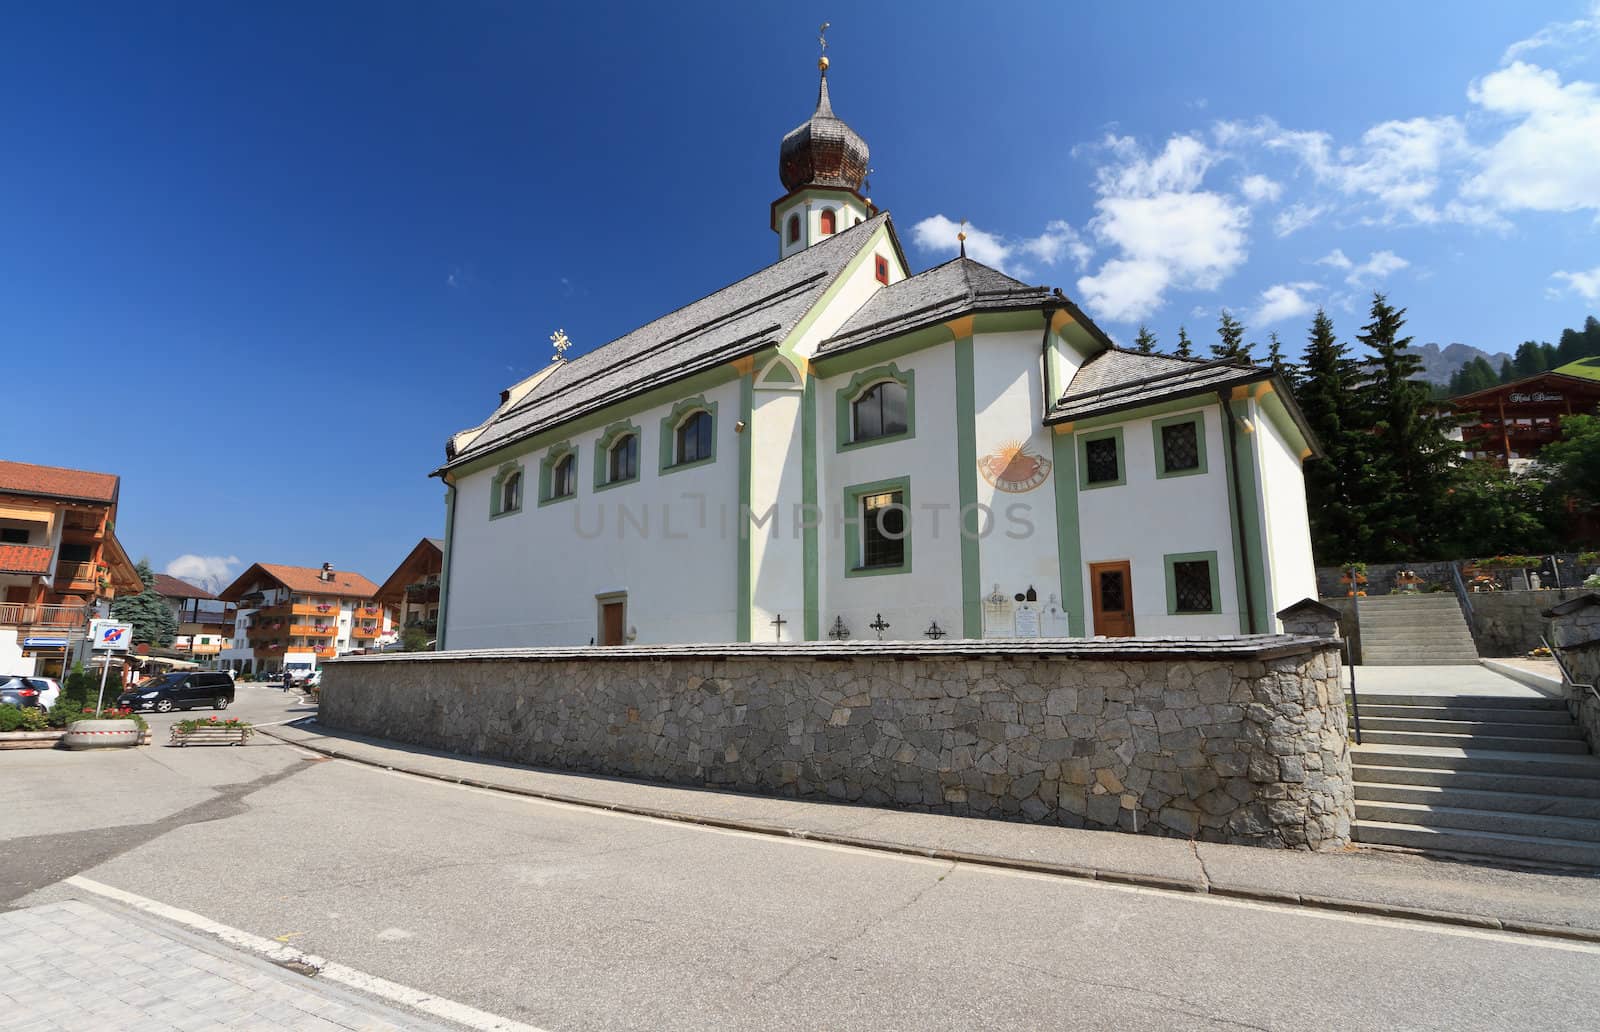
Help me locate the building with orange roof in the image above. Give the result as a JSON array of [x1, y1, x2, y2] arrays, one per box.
[[217, 562, 392, 675], [151, 574, 237, 661], [0, 459, 143, 677]]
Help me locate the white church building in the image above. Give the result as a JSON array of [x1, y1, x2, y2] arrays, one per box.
[[435, 58, 1320, 648]]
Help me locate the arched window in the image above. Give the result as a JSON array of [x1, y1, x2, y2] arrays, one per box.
[[853, 381, 909, 441], [787, 214, 800, 244], [500, 470, 523, 513], [675, 411, 713, 465], [608, 433, 639, 484], [819, 208, 836, 235], [551, 453, 576, 499]]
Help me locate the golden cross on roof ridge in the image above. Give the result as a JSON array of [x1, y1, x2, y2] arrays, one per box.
[[550, 328, 571, 362]]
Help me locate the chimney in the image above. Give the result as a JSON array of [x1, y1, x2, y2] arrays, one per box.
[[320, 563, 333, 583]]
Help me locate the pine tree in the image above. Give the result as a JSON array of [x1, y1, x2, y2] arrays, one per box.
[[1585, 315, 1600, 358], [1513, 340, 1549, 378], [1498, 357, 1515, 383], [1174, 325, 1194, 358], [1211, 310, 1252, 363], [109, 559, 179, 648], [1132, 325, 1158, 354], [1266, 331, 1287, 376], [1293, 309, 1371, 562], [1353, 294, 1459, 559]]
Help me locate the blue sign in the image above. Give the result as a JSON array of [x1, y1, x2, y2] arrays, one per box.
[[23, 637, 67, 648]]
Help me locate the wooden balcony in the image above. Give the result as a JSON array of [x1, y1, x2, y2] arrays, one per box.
[[289, 624, 337, 638], [350, 626, 380, 640], [0, 603, 91, 632], [295, 602, 341, 618], [53, 560, 102, 592], [311, 645, 337, 658]]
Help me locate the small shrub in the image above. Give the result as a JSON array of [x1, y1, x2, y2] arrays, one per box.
[[0, 705, 49, 732], [1585, 572, 1600, 589], [66, 707, 148, 730], [174, 715, 252, 739]]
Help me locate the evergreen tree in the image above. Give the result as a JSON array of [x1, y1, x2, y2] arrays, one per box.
[[1557, 327, 1586, 366], [1586, 315, 1600, 359], [1211, 310, 1252, 363], [1174, 325, 1194, 358], [1513, 340, 1549, 378], [1132, 325, 1158, 354], [1542, 414, 1600, 510], [1540, 341, 1559, 370], [109, 559, 179, 648], [1498, 357, 1515, 383], [1353, 294, 1459, 558], [1293, 309, 1371, 563], [1266, 332, 1287, 377]]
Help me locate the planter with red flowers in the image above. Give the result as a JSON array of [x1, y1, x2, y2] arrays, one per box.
[[170, 715, 254, 747]]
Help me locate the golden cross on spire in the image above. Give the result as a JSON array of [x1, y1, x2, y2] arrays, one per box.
[[818, 21, 830, 71], [550, 328, 572, 362], [958, 218, 968, 258]]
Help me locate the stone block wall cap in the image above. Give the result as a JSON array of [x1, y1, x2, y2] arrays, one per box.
[[1275, 599, 1341, 621], [327, 634, 1339, 665], [1542, 593, 1600, 618]]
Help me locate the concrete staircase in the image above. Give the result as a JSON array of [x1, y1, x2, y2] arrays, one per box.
[[1355, 594, 1479, 666], [1352, 692, 1600, 867]]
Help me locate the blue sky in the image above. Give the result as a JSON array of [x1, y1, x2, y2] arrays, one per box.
[[4, 3, 1598, 587]]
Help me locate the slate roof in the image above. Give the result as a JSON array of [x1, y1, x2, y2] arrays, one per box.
[[0, 460, 118, 504], [0, 544, 53, 576], [151, 574, 217, 600], [219, 562, 381, 602], [1048, 348, 1268, 423], [818, 257, 1049, 356], [443, 213, 896, 470]]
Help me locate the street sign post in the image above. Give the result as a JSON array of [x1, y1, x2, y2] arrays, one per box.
[[88, 620, 133, 713]]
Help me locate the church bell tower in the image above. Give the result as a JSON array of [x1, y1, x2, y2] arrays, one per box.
[[772, 34, 874, 260]]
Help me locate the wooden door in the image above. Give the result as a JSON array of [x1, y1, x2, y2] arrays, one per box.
[[600, 601, 625, 646], [1089, 561, 1135, 637]]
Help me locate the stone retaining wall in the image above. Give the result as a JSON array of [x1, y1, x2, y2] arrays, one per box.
[[322, 638, 1351, 850], [1470, 589, 1589, 657], [1547, 596, 1600, 753]]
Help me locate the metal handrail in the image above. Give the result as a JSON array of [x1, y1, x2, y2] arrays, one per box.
[[1449, 562, 1480, 648], [1544, 634, 1600, 703], [1344, 638, 1362, 745]]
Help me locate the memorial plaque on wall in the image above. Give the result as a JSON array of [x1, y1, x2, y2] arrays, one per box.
[[1013, 602, 1041, 638], [982, 585, 1015, 639]]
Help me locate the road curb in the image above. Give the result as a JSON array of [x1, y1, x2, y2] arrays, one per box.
[[261, 724, 1600, 945]]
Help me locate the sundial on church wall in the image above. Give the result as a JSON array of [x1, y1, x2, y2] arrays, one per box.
[[978, 439, 1052, 493]]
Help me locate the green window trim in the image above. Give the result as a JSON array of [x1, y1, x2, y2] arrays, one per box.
[[1152, 411, 1209, 479], [593, 418, 642, 492], [538, 442, 579, 506], [489, 461, 525, 519], [658, 396, 719, 476], [834, 363, 915, 452], [1164, 550, 1222, 615], [1076, 426, 1126, 490], [842, 475, 912, 578]]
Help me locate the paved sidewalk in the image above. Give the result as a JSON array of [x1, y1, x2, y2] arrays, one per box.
[[264, 719, 1600, 939], [0, 900, 452, 1031]]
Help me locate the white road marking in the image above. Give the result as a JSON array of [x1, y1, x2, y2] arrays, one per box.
[[351, 763, 1600, 954], [64, 876, 550, 1032]]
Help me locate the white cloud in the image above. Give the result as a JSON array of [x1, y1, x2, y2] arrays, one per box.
[[1502, 2, 1600, 63], [1074, 135, 1251, 322], [1272, 202, 1326, 237], [1253, 282, 1321, 326], [1462, 62, 1600, 215], [1344, 250, 1410, 287], [165, 555, 240, 594], [910, 214, 1091, 276], [1259, 116, 1475, 225], [1239, 174, 1283, 204], [1551, 264, 1600, 302], [1314, 249, 1353, 270]]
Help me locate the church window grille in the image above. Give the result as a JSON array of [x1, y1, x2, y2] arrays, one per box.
[[861, 490, 905, 570], [1084, 436, 1119, 485], [1165, 551, 1221, 615], [1154, 413, 1207, 478], [551, 454, 576, 499]]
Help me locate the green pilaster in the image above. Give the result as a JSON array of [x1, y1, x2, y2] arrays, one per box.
[[802, 374, 819, 640], [736, 372, 754, 642], [954, 335, 982, 638], [1221, 398, 1271, 634], [1050, 430, 1086, 636], [437, 484, 456, 651]]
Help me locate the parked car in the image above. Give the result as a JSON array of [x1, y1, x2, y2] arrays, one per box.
[[0, 675, 59, 710], [116, 671, 236, 713]]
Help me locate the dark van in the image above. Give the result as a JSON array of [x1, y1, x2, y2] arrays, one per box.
[[118, 671, 236, 713]]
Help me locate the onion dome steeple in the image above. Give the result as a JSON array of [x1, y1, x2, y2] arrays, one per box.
[[771, 29, 876, 260], [778, 57, 870, 193]]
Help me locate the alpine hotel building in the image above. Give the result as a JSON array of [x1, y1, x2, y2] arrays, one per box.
[[435, 58, 1320, 649]]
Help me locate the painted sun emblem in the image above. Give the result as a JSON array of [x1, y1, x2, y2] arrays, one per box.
[[979, 438, 1053, 493]]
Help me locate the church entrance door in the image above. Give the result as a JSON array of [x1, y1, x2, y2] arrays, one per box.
[[1089, 561, 1135, 637], [599, 598, 626, 646]]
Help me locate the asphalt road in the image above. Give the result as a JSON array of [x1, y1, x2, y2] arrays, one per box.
[[7, 685, 1599, 1031]]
